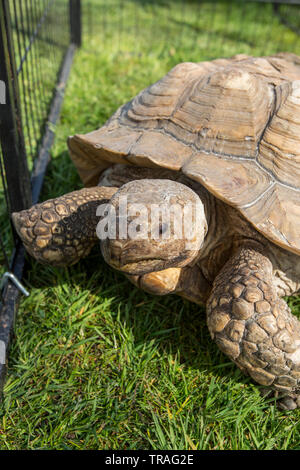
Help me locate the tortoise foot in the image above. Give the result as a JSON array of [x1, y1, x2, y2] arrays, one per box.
[[206, 243, 300, 406], [12, 186, 117, 266]]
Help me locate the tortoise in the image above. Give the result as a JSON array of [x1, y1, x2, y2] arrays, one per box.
[[12, 53, 300, 409]]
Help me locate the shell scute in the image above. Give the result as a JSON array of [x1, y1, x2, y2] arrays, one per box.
[[182, 153, 273, 208], [258, 81, 300, 189], [242, 184, 300, 252]]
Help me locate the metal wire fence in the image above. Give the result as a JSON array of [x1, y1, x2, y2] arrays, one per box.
[[0, 0, 80, 380], [0, 1, 72, 275], [274, 1, 300, 35], [82, 0, 300, 59], [11, 0, 70, 166]]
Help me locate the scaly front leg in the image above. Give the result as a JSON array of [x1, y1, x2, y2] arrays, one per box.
[[12, 186, 117, 266], [206, 243, 300, 409]]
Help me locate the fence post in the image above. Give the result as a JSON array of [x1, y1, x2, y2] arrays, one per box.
[[0, 0, 32, 214], [70, 0, 82, 47]]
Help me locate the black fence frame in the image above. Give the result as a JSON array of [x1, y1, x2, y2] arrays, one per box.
[[0, 0, 81, 390]]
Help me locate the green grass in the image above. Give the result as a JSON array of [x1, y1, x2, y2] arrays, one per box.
[[1, 0, 300, 450]]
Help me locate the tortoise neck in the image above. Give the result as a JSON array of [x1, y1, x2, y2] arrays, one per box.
[[192, 185, 231, 279], [195, 184, 214, 235]]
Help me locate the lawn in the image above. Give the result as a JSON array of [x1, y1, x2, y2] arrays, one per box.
[[1, 0, 300, 450]]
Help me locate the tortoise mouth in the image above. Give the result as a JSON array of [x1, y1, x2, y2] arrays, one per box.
[[108, 258, 167, 275], [101, 241, 191, 275], [108, 257, 192, 276]]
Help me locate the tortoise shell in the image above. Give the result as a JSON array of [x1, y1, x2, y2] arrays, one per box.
[[68, 53, 300, 256]]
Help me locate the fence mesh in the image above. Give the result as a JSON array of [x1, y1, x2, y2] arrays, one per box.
[[82, 0, 300, 60], [274, 1, 300, 35], [0, 0, 70, 278], [9, 0, 70, 167]]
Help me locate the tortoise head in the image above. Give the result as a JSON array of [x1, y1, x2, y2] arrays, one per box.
[[99, 179, 208, 275]]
